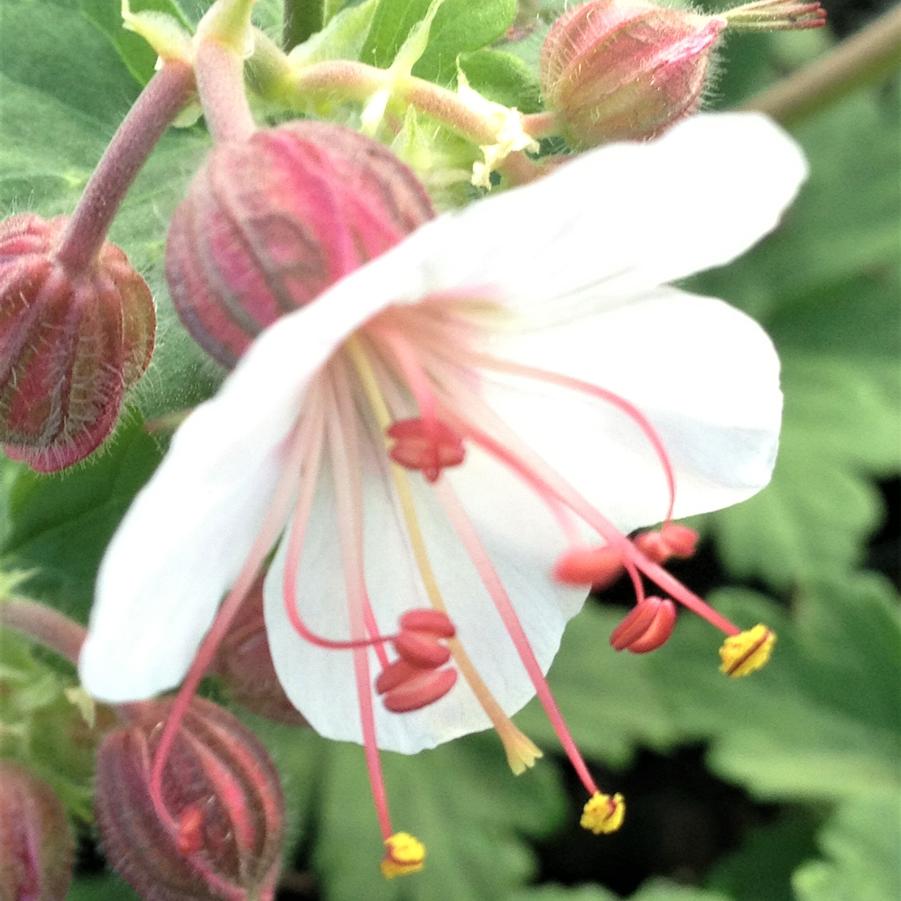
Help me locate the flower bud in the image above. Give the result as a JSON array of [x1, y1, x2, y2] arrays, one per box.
[[540, 0, 724, 147], [167, 121, 434, 368], [213, 574, 308, 725], [0, 760, 74, 900], [0, 213, 155, 472], [95, 696, 284, 900]]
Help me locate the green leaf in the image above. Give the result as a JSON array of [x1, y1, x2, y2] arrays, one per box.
[[792, 799, 901, 901], [79, 0, 192, 85], [708, 809, 821, 901], [510, 880, 730, 900], [654, 575, 900, 801], [692, 88, 901, 589], [0, 417, 162, 618], [67, 875, 140, 900], [458, 49, 542, 113], [314, 733, 566, 901], [362, 0, 517, 85], [288, 0, 381, 65]]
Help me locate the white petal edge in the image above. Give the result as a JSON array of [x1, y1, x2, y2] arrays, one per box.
[[477, 285, 783, 533], [264, 436, 585, 754], [78, 278, 414, 702], [393, 112, 808, 317]]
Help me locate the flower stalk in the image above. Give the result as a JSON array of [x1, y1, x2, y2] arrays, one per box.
[[0, 597, 86, 666], [743, 3, 901, 125], [55, 60, 195, 273]]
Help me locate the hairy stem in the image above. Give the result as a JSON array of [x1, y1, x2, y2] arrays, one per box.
[[55, 61, 195, 272], [196, 40, 258, 142], [743, 5, 901, 125]]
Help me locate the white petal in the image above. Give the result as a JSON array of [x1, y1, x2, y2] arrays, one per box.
[[393, 113, 806, 315], [79, 283, 407, 702], [264, 436, 585, 753], [478, 286, 783, 532]]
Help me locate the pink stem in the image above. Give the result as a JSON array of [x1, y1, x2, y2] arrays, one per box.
[[0, 597, 85, 665], [56, 61, 195, 272], [195, 39, 257, 142]]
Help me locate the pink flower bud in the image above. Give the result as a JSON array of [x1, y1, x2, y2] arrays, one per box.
[[95, 697, 284, 900], [541, 0, 725, 147], [213, 574, 308, 725], [167, 122, 434, 368], [0, 760, 74, 900], [0, 213, 155, 472]]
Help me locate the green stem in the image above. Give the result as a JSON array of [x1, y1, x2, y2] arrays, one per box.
[[283, 0, 325, 49], [742, 4, 901, 125]]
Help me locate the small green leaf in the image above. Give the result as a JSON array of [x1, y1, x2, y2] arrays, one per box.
[[362, 0, 517, 85], [0, 417, 163, 618], [79, 0, 192, 85], [792, 799, 901, 901], [458, 49, 542, 112], [67, 875, 140, 900]]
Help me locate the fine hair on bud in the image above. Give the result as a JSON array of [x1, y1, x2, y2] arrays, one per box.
[[0, 759, 75, 900], [0, 214, 155, 471], [541, 0, 725, 147], [95, 697, 284, 901], [166, 121, 434, 368]]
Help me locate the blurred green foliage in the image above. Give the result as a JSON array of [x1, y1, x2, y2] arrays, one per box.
[[0, 1, 898, 900]]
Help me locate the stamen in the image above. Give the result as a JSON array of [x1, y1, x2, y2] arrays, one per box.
[[609, 597, 677, 653], [580, 792, 626, 835], [326, 369, 397, 846], [464, 353, 677, 522], [381, 832, 426, 879], [434, 477, 608, 802], [634, 523, 699, 564], [346, 337, 544, 773], [553, 545, 624, 589], [387, 418, 465, 482], [719, 624, 776, 677]]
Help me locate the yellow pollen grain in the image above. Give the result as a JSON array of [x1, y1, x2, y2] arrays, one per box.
[[381, 832, 426, 879], [580, 792, 626, 835], [719, 624, 776, 678], [346, 338, 543, 774]]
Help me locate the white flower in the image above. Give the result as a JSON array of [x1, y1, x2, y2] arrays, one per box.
[[79, 114, 804, 809]]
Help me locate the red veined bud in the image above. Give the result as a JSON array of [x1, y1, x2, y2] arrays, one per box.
[[610, 596, 677, 653], [167, 121, 434, 368], [212, 573, 308, 725], [0, 213, 154, 471], [95, 697, 284, 900], [540, 0, 724, 147], [0, 760, 74, 900]]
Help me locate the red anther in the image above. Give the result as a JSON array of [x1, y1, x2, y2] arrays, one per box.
[[382, 667, 458, 713], [176, 805, 205, 856], [659, 523, 699, 558], [393, 631, 452, 669], [553, 546, 624, 588], [634, 523, 699, 564], [375, 659, 419, 695], [387, 418, 465, 482], [399, 608, 456, 637], [610, 597, 677, 654]]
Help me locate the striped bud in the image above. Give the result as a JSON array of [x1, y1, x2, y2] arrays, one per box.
[[167, 122, 434, 368], [95, 697, 284, 900], [0, 214, 154, 471]]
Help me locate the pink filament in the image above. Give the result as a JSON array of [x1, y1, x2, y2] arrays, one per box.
[[433, 477, 599, 796], [329, 366, 394, 840]]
